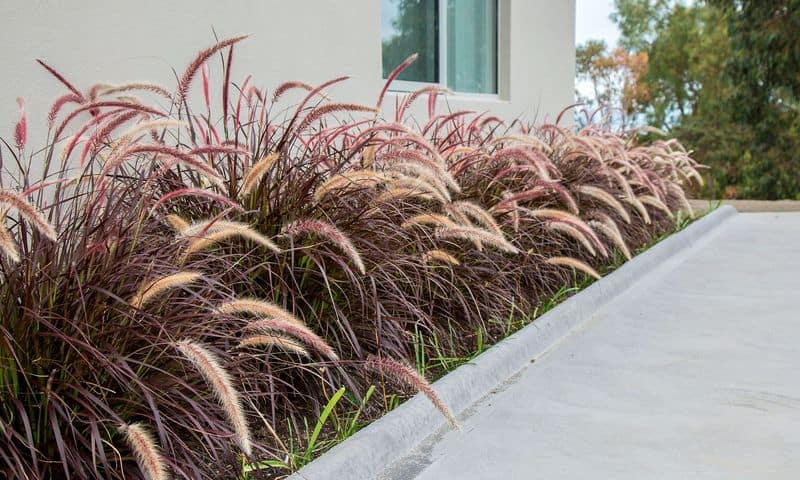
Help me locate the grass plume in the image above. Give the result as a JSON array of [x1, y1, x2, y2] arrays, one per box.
[[546, 256, 602, 280], [421, 249, 460, 266], [240, 152, 279, 197], [238, 334, 310, 357], [218, 298, 306, 327], [175, 340, 253, 456], [129, 271, 203, 309], [436, 226, 519, 255], [576, 185, 631, 224], [283, 219, 366, 275], [119, 423, 170, 480], [0, 189, 57, 241], [245, 318, 338, 361], [365, 355, 460, 431]]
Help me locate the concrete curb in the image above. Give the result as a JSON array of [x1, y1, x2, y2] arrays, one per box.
[[289, 206, 738, 480]]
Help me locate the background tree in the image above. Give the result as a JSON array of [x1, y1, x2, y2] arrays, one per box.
[[709, 0, 800, 198], [578, 0, 800, 199], [576, 40, 650, 128]]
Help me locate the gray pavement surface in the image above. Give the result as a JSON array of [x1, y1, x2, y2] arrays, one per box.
[[380, 212, 800, 479]]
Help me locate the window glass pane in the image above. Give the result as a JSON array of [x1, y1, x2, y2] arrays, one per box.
[[446, 0, 497, 93], [381, 0, 439, 83]]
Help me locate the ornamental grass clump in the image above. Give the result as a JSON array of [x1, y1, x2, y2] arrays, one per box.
[[0, 36, 703, 479]]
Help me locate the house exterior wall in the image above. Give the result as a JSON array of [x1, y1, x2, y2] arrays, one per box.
[[0, 0, 575, 154]]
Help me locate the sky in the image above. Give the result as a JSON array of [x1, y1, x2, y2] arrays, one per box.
[[575, 0, 620, 47], [574, 0, 621, 99]]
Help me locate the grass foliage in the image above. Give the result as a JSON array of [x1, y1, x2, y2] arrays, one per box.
[[0, 36, 703, 479]]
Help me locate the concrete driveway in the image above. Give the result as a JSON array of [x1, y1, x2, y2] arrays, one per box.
[[381, 212, 800, 479]]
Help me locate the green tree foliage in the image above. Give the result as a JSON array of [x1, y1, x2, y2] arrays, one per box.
[[709, 0, 800, 198], [579, 0, 800, 199]]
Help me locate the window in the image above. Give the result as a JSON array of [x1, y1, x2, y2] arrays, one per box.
[[381, 0, 498, 94]]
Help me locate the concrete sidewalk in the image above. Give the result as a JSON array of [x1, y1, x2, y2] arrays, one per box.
[[380, 212, 800, 480]]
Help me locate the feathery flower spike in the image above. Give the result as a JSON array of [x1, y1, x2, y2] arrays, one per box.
[[245, 318, 338, 360], [0, 189, 57, 241], [218, 298, 306, 327], [240, 153, 279, 197], [283, 219, 366, 275], [546, 256, 601, 280], [365, 355, 460, 430], [129, 271, 202, 309], [175, 340, 252, 455], [119, 423, 170, 480]]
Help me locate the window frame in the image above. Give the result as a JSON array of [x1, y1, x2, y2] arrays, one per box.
[[384, 0, 507, 99]]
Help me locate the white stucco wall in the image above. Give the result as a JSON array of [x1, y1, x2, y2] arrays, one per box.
[[0, 0, 575, 153]]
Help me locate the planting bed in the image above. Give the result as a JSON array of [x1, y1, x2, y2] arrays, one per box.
[[0, 37, 702, 479]]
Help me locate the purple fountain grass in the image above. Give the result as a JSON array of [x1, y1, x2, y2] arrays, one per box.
[[0, 224, 20, 263], [151, 188, 244, 214], [295, 103, 378, 133], [388, 162, 456, 199], [201, 63, 211, 111], [381, 149, 461, 193], [546, 256, 602, 280], [388, 174, 450, 204], [490, 188, 549, 215], [217, 297, 306, 327], [245, 318, 339, 361], [238, 333, 310, 357], [79, 110, 141, 167], [47, 92, 84, 128], [451, 201, 503, 236], [36, 58, 85, 99], [52, 100, 165, 142], [420, 249, 460, 266], [546, 221, 598, 257], [283, 219, 366, 275], [376, 53, 418, 108], [188, 145, 249, 157], [518, 208, 600, 241], [240, 152, 279, 197], [576, 185, 631, 224], [589, 219, 632, 260], [313, 170, 387, 202], [401, 213, 459, 230], [272, 80, 316, 103], [377, 186, 435, 203], [175, 340, 253, 456], [0, 189, 57, 241], [100, 82, 174, 101], [0, 35, 699, 480], [639, 194, 674, 219], [365, 355, 460, 431], [119, 423, 170, 480], [179, 224, 282, 262], [436, 225, 520, 255], [491, 146, 552, 180], [129, 271, 203, 309], [177, 218, 249, 238], [175, 35, 248, 104], [108, 144, 222, 183], [166, 214, 190, 233], [14, 97, 26, 150], [624, 195, 652, 224]]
